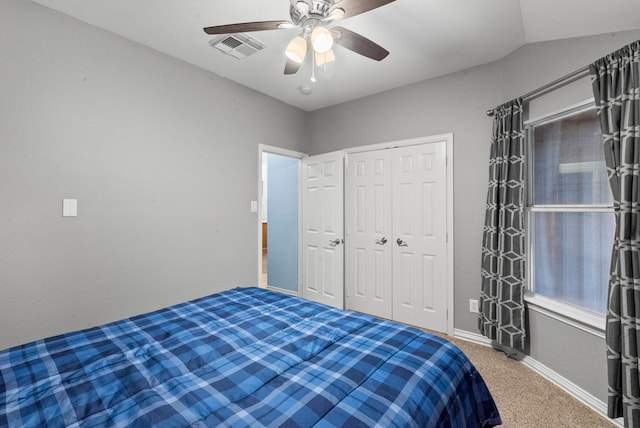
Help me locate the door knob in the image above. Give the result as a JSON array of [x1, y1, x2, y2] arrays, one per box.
[[329, 238, 343, 247], [396, 238, 408, 247], [375, 237, 388, 245]]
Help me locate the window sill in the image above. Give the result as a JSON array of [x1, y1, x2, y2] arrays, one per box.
[[524, 293, 605, 339]]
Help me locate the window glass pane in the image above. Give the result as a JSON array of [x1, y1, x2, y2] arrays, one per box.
[[533, 211, 614, 315], [532, 108, 611, 205]]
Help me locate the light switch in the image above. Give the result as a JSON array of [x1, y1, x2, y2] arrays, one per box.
[[250, 201, 258, 213], [63, 199, 78, 217]]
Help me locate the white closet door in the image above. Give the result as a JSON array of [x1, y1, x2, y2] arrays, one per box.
[[345, 150, 393, 319], [392, 141, 448, 332], [301, 151, 345, 309]]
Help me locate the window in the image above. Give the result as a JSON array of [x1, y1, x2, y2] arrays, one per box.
[[527, 101, 614, 319]]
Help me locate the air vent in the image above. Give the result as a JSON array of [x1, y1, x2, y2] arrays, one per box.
[[209, 34, 265, 60]]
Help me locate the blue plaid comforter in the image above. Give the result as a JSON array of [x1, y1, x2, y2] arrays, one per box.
[[0, 287, 501, 427]]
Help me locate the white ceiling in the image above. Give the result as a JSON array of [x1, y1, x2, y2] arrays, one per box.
[[33, 0, 640, 111]]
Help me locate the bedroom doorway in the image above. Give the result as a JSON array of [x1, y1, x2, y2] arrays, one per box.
[[258, 145, 305, 295], [258, 135, 453, 335]]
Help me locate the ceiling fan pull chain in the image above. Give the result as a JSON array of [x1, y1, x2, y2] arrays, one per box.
[[310, 48, 317, 83]]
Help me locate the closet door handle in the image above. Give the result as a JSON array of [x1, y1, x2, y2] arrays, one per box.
[[396, 238, 408, 247], [329, 238, 343, 247], [375, 237, 388, 245]]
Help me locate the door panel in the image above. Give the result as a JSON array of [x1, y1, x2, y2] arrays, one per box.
[[345, 150, 393, 319], [305, 246, 318, 291], [422, 254, 435, 310], [301, 151, 344, 309], [392, 141, 447, 332]]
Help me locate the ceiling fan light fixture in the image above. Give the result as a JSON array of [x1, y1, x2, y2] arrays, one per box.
[[328, 7, 345, 20], [285, 35, 307, 63], [311, 25, 333, 53], [315, 48, 335, 66]]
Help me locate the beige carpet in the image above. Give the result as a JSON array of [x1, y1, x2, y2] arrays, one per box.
[[442, 335, 617, 427]]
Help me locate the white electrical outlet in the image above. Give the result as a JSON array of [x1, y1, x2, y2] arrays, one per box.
[[469, 299, 479, 313]]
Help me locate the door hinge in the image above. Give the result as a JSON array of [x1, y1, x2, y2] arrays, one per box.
[[446, 309, 449, 320]]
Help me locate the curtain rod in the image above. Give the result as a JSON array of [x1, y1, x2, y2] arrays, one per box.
[[485, 65, 590, 116]]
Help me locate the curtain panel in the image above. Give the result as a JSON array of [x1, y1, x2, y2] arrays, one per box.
[[479, 98, 526, 351], [590, 40, 640, 427]]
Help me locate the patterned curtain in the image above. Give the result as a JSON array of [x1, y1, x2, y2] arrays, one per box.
[[589, 40, 640, 427], [479, 99, 526, 351]]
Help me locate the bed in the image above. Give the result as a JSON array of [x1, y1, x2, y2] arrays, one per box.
[[0, 287, 501, 427]]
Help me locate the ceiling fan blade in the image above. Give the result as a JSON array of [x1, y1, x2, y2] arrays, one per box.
[[332, 26, 389, 61], [203, 21, 293, 35], [329, 0, 396, 20], [284, 58, 303, 75]]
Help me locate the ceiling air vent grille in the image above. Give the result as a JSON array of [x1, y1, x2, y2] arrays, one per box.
[[209, 34, 265, 60]]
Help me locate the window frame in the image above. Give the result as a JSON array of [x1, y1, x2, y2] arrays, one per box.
[[524, 98, 612, 338]]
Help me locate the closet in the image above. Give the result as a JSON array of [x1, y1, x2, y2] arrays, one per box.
[[345, 140, 448, 332]]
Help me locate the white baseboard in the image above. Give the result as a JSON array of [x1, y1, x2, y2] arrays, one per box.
[[453, 328, 494, 346], [452, 329, 622, 427], [519, 355, 618, 424]]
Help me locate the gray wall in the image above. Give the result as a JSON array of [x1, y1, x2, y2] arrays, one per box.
[[308, 30, 640, 403], [0, 0, 308, 349]]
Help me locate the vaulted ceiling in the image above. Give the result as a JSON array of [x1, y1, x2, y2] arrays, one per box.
[[33, 0, 640, 111]]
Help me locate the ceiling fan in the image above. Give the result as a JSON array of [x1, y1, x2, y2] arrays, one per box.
[[203, 0, 395, 76]]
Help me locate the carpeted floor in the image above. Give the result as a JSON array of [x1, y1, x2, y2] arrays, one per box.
[[443, 335, 618, 427]]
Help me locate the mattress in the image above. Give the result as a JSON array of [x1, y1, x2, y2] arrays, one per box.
[[0, 287, 501, 427]]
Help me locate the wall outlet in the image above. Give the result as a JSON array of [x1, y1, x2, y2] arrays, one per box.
[[469, 299, 479, 313]]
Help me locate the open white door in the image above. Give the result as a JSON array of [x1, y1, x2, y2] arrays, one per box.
[[392, 141, 448, 332], [301, 151, 344, 309]]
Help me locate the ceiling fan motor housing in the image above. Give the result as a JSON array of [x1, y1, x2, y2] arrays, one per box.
[[290, 0, 335, 26]]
